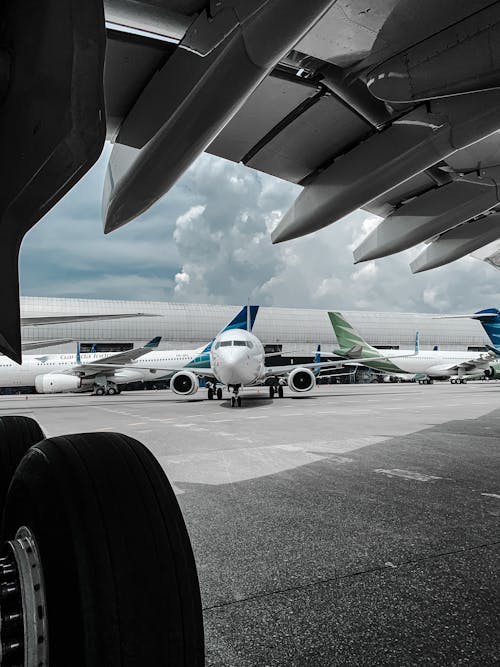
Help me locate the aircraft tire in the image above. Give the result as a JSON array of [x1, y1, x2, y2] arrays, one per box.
[[216, 388, 223, 400], [1, 432, 204, 667], [0, 416, 44, 519], [231, 396, 236, 407], [106, 387, 117, 396], [95, 387, 105, 396], [278, 386, 284, 398], [269, 386, 274, 398], [207, 388, 214, 400]]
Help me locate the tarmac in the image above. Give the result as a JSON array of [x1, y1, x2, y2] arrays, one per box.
[[0, 382, 499, 666]]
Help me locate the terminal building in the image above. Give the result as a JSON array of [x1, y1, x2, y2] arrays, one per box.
[[20, 296, 489, 355]]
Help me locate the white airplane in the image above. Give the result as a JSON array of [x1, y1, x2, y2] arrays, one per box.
[[152, 320, 385, 407], [0, 306, 258, 396], [329, 312, 498, 384]]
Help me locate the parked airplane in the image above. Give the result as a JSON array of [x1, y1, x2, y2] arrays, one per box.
[[0, 337, 162, 395], [150, 317, 394, 406], [0, 307, 258, 395], [328, 312, 499, 384], [436, 308, 500, 379]]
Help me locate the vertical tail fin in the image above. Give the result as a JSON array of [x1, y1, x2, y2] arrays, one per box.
[[202, 305, 259, 353], [328, 312, 380, 358], [76, 341, 81, 365], [415, 331, 419, 355], [313, 344, 321, 376], [473, 308, 500, 347]]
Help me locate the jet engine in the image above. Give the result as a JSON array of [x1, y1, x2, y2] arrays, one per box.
[[170, 371, 199, 396], [35, 374, 82, 394], [484, 367, 499, 380], [288, 368, 315, 393]]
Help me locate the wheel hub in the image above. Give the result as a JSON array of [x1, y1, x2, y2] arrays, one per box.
[[0, 527, 48, 666]]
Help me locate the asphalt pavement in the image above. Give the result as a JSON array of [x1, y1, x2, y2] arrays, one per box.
[[1, 382, 498, 665]]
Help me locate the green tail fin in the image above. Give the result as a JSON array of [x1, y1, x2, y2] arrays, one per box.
[[328, 312, 380, 358]]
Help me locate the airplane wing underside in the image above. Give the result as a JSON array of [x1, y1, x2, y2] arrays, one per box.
[[102, 0, 500, 273], [3, 0, 500, 360]]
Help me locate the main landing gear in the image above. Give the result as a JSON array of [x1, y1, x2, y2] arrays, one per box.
[[94, 383, 121, 396], [269, 385, 284, 398], [418, 378, 434, 385], [0, 416, 204, 666], [207, 384, 223, 401], [451, 378, 467, 384]]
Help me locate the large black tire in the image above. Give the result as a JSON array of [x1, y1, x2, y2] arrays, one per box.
[[2, 432, 204, 666], [0, 415, 44, 519]]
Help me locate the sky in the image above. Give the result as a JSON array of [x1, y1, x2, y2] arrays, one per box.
[[19, 145, 500, 314]]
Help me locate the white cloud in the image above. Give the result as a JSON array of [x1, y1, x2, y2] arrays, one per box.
[[18, 147, 500, 315]]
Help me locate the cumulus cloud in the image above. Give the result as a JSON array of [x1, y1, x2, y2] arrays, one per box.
[[18, 146, 500, 314]]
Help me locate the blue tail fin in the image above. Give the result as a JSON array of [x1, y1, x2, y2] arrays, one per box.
[[76, 341, 81, 365], [145, 336, 161, 348], [415, 331, 419, 355], [202, 305, 259, 353], [91, 343, 97, 353], [433, 345, 439, 351], [314, 344, 321, 376], [473, 308, 500, 347]]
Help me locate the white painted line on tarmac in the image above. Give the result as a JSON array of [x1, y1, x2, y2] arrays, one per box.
[[210, 419, 233, 423], [173, 423, 195, 428], [481, 492, 500, 499], [96, 427, 114, 431], [246, 415, 268, 419], [374, 468, 443, 482], [128, 422, 146, 426]]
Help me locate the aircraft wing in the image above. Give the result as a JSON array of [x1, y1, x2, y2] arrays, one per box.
[[71, 337, 162, 376], [22, 313, 158, 326], [435, 353, 495, 373], [75, 363, 217, 379], [101, 1, 500, 274], [21, 339, 74, 351], [264, 359, 360, 377], [4, 2, 500, 363]]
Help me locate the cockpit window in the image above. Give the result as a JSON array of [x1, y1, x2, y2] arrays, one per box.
[[247, 341, 253, 349], [214, 342, 220, 350], [220, 341, 232, 347], [233, 340, 246, 346]]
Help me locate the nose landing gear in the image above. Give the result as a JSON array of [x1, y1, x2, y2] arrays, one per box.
[[229, 386, 242, 407]]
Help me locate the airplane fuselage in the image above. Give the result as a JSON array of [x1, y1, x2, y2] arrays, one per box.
[[210, 329, 265, 387], [0, 347, 207, 389], [360, 349, 496, 378]]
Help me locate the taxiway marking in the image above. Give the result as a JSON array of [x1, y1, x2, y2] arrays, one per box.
[[481, 492, 500, 500], [374, 468, 443, 482]]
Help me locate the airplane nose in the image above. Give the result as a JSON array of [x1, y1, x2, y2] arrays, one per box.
[[218, 348, 248, 383]]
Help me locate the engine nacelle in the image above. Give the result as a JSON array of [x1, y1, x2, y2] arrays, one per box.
[[484, 366, 500, 379], [288, 367, 315, 393], [170, 371, 199, 396], [35, 374, 82, 394]]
